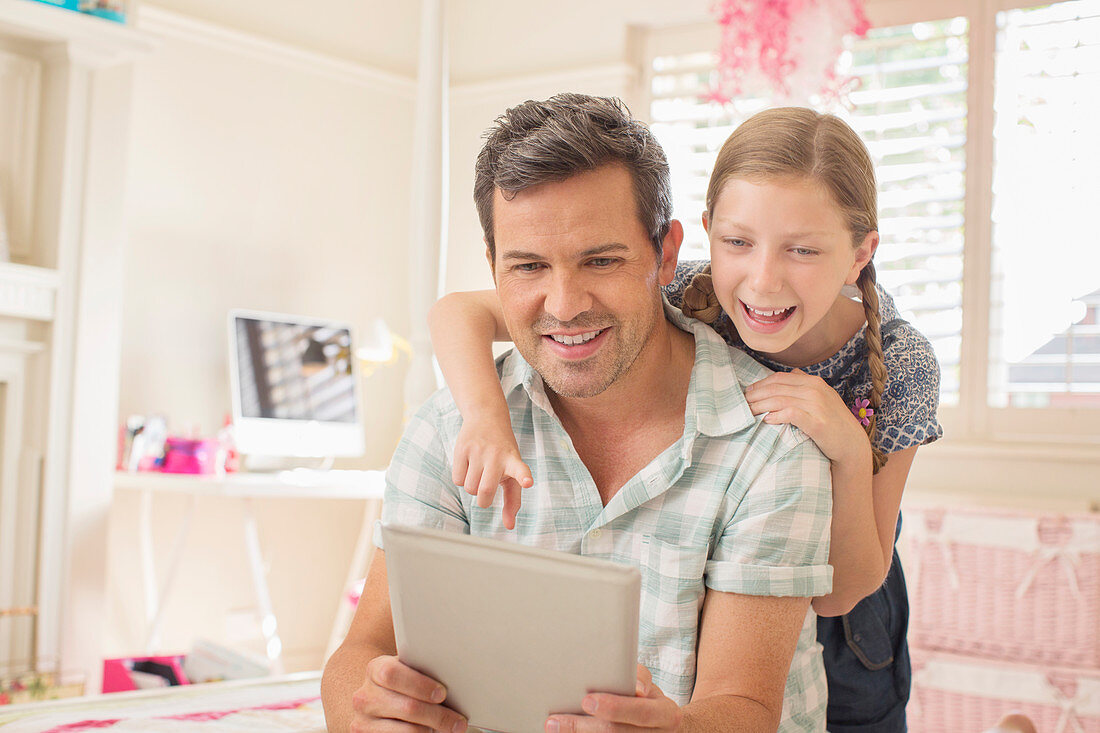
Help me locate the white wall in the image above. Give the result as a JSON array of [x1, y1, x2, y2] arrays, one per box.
[[106, 8, 416, 671], [118, 11, 414, 453]]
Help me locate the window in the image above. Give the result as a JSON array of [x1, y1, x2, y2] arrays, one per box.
[[642, 0, 1100, 445], [990, 2, 1100, 409]]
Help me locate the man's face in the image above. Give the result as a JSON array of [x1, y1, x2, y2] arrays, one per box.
[[489, 164, 679, 399]]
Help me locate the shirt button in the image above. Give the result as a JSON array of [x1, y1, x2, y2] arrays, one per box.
[[589, 528, 602, 539]]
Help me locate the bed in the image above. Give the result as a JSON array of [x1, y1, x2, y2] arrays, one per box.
[[0, 672, 324, 732]]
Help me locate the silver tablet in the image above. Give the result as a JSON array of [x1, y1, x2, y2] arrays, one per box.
[[381, 524, 641, 733]]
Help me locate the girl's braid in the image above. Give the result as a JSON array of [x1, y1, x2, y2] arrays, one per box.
[[681, 265, 724, 325], [857, 261, 889, 473]]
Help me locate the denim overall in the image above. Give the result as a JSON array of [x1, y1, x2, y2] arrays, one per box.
[[817, 517, 911, 732]]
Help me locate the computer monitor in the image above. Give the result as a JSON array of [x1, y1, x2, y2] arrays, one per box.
[[228, 309, 365, 458]]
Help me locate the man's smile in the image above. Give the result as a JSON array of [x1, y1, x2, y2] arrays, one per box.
[[547, 328, 607, 345], [542, 327, 611, 359]]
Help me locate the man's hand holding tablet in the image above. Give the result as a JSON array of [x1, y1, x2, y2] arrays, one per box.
[[543, 664, 682, 733], [349, 656, 682, 733], [349, 653, 469, 732]]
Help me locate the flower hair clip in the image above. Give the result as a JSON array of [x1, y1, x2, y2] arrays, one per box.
[[851, 398, 873, 427]]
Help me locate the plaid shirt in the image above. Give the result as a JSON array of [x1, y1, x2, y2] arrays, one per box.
[[378, 303, 833, 731]]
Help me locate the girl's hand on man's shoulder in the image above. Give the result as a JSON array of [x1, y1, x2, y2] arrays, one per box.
[[744, 369, 870, 465]]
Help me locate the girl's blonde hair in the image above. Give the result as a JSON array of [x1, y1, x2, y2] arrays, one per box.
[[682, 107, 889, 472]]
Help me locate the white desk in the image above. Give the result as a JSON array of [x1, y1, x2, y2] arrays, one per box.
[[113, 470, 386, 673]]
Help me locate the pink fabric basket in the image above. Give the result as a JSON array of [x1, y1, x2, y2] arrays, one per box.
[[903, 506, 1100, 668], [908, 649, 1100, 733]]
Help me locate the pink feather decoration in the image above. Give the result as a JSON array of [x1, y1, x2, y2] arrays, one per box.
[[709, 0, 871, 104]]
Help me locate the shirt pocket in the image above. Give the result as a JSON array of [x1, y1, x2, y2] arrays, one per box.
[[637, 537, 709, 677]]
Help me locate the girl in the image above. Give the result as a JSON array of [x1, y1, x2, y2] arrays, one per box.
[[428, 107, 942, 732]]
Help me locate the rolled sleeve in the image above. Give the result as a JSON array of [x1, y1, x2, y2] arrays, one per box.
[[374, 399, 469, 549], [877, 324, 944, 454], [706, 431, 833, 597]]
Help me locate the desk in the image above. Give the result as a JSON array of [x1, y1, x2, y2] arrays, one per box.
[[113, 470, 386, 674]]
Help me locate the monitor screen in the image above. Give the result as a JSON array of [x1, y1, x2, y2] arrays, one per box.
[[228, 310, 365, 458]]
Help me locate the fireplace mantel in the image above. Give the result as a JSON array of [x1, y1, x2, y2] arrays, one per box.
[[0, 262, 59, 321]]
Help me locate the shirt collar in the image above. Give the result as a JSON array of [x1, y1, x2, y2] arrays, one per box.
[[667, 300, 757, 438], [500, 345, 554, 415], [499, 297, 759, 437]]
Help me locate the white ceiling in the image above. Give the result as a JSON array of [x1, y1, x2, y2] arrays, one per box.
[[140, 0, 716, 82], [141, 0, 423, 76]]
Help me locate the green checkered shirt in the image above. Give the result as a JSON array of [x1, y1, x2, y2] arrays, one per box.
[[378, 303, 833, 731]]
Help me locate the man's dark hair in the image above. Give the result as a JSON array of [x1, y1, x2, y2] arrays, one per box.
[[474, 93, 673, 260]]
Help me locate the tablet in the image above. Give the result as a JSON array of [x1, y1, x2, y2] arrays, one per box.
[[381, 524, 641, 733]]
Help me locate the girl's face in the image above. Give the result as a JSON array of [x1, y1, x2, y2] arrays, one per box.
[[703, 176, 876, 366]]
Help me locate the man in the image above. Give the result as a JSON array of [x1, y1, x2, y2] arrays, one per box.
[[322, 94, 833, 732]]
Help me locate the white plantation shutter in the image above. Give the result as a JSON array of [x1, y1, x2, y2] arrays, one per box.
[[647, 18, 970, 403]]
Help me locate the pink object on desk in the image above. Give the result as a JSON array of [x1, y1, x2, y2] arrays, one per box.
[[160, 437, 219, 475], [102, 655, 189, 693]]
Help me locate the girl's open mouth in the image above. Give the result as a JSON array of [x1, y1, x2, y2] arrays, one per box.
[[740, 301, 796, 333]]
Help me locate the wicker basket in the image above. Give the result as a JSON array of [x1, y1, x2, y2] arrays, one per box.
[[903, 506, 1100, 668], [908, 649, 1100, 733]]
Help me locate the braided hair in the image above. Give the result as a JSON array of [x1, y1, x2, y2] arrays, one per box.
[[855, 262, 888, 472]]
